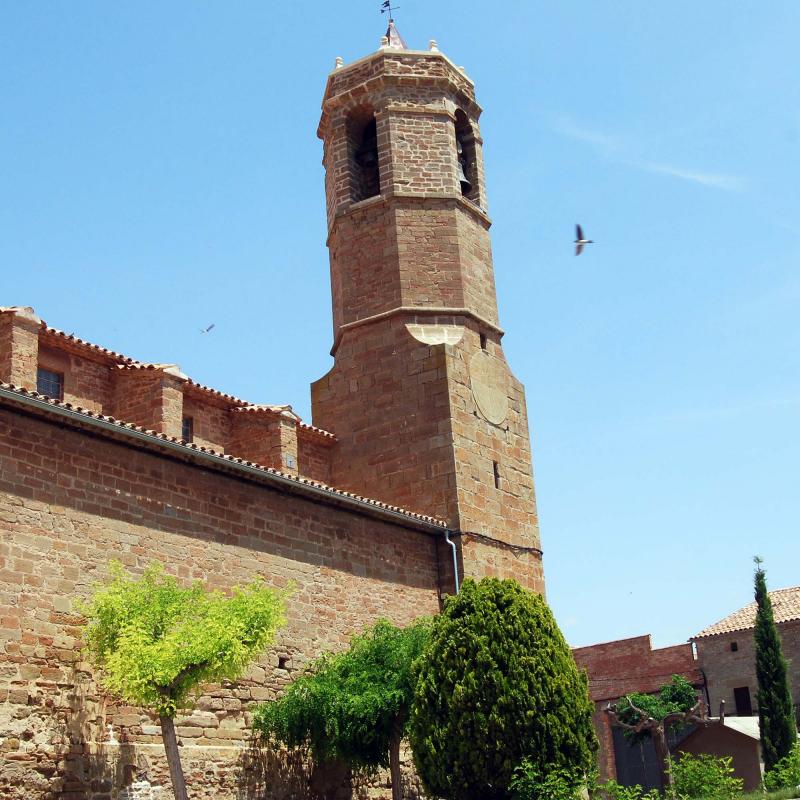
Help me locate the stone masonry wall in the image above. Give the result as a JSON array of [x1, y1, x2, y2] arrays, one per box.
[[312, 316, 459, 528], [37, 345, 113, 416], [0, 405, 442, 799], [695, 621, 800, 722], [311, 314, 543, 593]]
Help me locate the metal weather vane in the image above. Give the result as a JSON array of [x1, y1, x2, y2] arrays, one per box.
[[381, 0, 400, 22]]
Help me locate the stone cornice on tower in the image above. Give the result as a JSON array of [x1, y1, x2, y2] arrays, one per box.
[[318, 48, 480, 139]]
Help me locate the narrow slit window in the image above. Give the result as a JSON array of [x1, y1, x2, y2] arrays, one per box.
[[36, 367, 63, 400], [480, 332, 488, 350], [493, 461, 501, 489], [182, 416, 194, 442], [730, 641, 738, 652]]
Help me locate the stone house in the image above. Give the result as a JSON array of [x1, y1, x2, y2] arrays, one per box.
[[692, 586, 800, 723], [0, 22, 544, 800]]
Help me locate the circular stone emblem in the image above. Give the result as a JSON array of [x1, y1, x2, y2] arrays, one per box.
[[469, 350, 509, 425]]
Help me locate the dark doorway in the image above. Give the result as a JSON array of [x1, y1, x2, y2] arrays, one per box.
[[734, 686, 753, 716]]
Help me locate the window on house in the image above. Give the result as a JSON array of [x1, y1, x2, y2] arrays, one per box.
[[730, 641, 739, 652], [733, 686, 753, 716], [454, 109, 480, 204], [36, 368, 63, 400], [182, 417, 194, 442], [493, 461, 501, 489], [348, 109, 380, 202]]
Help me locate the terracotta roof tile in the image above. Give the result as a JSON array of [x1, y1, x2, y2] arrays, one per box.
[[27, 313, 337, 439], [693, 587, 800, 639], [40, 324, 137, 364], [0, 382, 442, 527]]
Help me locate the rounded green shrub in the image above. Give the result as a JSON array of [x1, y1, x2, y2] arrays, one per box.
[[409, 578, 597, 800]]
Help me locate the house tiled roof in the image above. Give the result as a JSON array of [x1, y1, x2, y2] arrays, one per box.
[[0, 381, 444, 528], [693, 586, 800, 639]]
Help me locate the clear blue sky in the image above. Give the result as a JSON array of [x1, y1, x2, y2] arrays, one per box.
[[2, 2, 798, 649]]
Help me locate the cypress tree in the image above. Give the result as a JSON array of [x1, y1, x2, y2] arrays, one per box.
[[409, 578, 597, 800], [753, 556, 797, 772]]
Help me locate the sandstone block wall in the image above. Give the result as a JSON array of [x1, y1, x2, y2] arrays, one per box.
[[695, 621, 800, 722], [0, 309, 339, 489], [0, 406, 443, 799]]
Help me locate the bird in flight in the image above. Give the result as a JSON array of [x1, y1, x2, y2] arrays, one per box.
[[200, 323, 215, 334], [574, 224, 594, 256]]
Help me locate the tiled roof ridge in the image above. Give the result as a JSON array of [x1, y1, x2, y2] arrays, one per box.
[[231, 405, 337, 441], [693, 586, 800, 639], [19, 313, 336, 440], [41, 323, 137, 364], [0, 381, 443, 527]]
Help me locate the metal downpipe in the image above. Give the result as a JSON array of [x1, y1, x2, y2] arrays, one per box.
[[445, 530, 460, 594]]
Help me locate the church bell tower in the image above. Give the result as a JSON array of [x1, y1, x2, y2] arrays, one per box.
[[311, 26, 544, 595]]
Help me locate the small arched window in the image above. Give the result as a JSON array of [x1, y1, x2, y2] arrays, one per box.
[[347, 108, 380, 203], [454, 109, 480, 205]]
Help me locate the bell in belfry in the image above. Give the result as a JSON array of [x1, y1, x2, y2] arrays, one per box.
[[456, 139, 471, 194]]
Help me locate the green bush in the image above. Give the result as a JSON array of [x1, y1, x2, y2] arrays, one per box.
[[509, 760, 584, 800], [596, 780, 660, 800], [764, 743, 800, 791], [409, 578, 597, 800], [670, 753, 743, 800]]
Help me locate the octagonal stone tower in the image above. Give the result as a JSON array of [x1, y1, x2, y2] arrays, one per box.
[[311, 29, 544, 594]]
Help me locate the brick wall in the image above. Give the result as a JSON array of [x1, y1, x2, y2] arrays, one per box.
[[572, 635, 702, 781], [695, 622, 800, 721], [297, 431, 333, 485], [111, 368, 185, 438], [0, 309, 40, 391], [182, 394, 231, 452], [0, 405, 443, 799], [37, 343, 114, 415]]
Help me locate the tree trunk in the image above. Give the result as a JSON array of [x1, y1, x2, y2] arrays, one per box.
[[389, 730, 402, 800], [652, 724, 674, 795], [160, 714, 189, 800]]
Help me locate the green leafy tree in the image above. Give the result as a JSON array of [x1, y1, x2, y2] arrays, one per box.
[[606, 675, 706, 793], [81, 562, 287, 800], [253, 618, 431, 800], [669, 753, 743, 800], [409, 578, 597, 800], [754, 556, 797, 772]]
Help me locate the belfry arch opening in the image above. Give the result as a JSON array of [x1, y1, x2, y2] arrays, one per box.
[[454, 109, 480, 205], [347, 107, 380, 203]]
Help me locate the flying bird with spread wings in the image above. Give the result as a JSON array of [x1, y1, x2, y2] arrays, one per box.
[[200, 323, 215, 334], [574, 224, 594, 256]]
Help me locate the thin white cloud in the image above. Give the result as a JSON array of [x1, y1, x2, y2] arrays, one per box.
[[551, 115, 744, 191], [641, 161, 744, 191]]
